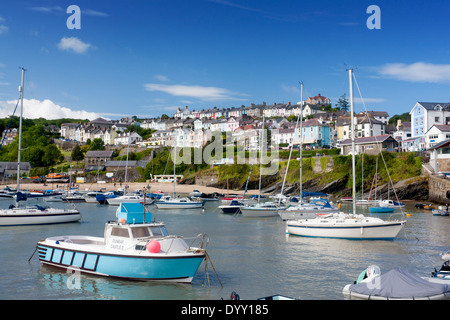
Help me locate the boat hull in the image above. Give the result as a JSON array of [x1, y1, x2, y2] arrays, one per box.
[[278, 207, 340, 220], [0, 210, 81, 226], [107, 197, 152, 206], [155, 202, 204, 209], [240, 207, 279, 217], [286, 220, 405, 240], [368, 207, 394, 213], [219, 206, 241, 214], [36, 241, 205, 282]]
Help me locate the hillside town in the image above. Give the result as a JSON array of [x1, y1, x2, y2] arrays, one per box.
[[4, 94, 450, 175]]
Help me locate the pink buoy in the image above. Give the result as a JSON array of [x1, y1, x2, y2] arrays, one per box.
[[118, 218, 126, 224], [147, 240, 161, 253]]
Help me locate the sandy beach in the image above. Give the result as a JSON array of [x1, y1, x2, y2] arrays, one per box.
[[7, 182, 261, 196]]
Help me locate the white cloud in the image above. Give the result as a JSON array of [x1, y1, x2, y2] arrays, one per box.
[[281, 84, 300, 94], [154, 75, 170, 82], [0, 16, 8, 34], [0, 98, 100, 120], [143, 83, 247, 101], [354, 97, 385, 104], [82, 9, 109, 17], [29, 6, 64, 14], [377, 62, 450, 83], [58, 37, 92, 54]]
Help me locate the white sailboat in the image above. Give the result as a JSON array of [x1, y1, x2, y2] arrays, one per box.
[[239, 116, 285, 217], [155, 144, 204, 209], [286, 69, 406, 239], [0, 68, 81, 226], [277, 82, 339, 220]]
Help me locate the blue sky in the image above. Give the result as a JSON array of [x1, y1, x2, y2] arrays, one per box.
[[1, 0, 450, 120]]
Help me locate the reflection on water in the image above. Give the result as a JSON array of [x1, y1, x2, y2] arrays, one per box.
[[0, 199, 448, 300]]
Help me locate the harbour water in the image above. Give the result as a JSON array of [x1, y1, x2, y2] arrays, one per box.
[[0, 198, 448, 300]]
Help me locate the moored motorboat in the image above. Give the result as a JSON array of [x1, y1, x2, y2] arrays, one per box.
[[278, 198, 340, 220], [106, 194, 154, 205], [343, 266, 450, 300], [368, 206, 394, 213], [432, 208, 450, 216], [155, 196, 204, 209], [218, 200, 242, 214], [61, 191, 86, 203], [424, 251, 450, 284], [36, 202, 207, 282], [379, 199, 405, 208], [240, 202, 284, 217]]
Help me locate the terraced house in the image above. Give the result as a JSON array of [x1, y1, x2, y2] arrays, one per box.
[[410, 102, 450, 151]]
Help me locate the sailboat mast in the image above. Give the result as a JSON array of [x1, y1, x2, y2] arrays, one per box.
[[258, 115, 265, 203], [299, 81, 303, 202], [348, 68, 356, 214], [17, 67, 25, 192]]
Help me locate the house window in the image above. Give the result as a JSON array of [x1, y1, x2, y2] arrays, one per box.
[[435, 117, 440, 122]]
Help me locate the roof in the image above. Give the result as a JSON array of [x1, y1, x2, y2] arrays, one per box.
[[340, 134, 396, 145], [85, 150, 114, 158], [416, 102, 450, 111], [105, 160, 137, 167], [431, 124, 450, 132], [427, 138, 450, 150]]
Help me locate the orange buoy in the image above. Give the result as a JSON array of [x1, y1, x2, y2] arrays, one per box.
[[147, 240, 161, 253]]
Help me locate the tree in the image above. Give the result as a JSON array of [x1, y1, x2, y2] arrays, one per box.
[[42, 144, 63, 167], [336, 94, 350, 112], [89, 138, 105, 151], [71, 144, 84, 162]]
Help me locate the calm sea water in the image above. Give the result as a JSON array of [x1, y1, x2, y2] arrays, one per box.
[[0, 197, 448, 300]]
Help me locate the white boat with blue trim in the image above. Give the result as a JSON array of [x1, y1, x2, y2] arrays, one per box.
[[155, 195, 204, 209], [36, 202, 206, 282]]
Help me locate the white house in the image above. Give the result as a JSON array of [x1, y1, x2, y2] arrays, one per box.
[[233, 124, 260, 150], [410, 102, 450, 151], [428, 139, 450, 174], [340, 115, 386, 140], [271, 128, 295, 146], [425, 124, 450, 149], [302, 104, 326, 117], [174, 128, 212, 148], [226, 117, 240, 132], [393, 120, 412, 152], [147, 129, 174, 146], [114, 132, 142, 145]]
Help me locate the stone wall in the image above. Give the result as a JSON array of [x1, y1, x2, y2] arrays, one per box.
[[428, 175, 450, 204], [195, 170, 219, 186]]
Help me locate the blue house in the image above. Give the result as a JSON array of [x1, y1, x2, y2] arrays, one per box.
[[295, 118, 331, 149]]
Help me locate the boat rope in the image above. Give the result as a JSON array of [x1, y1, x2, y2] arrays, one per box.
[[0, 98, 19, 150], [28, 246, 38, 262], [201, 249, 222, 288]]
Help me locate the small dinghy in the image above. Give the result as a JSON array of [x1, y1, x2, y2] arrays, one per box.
[[343, 266, 450, 300]]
